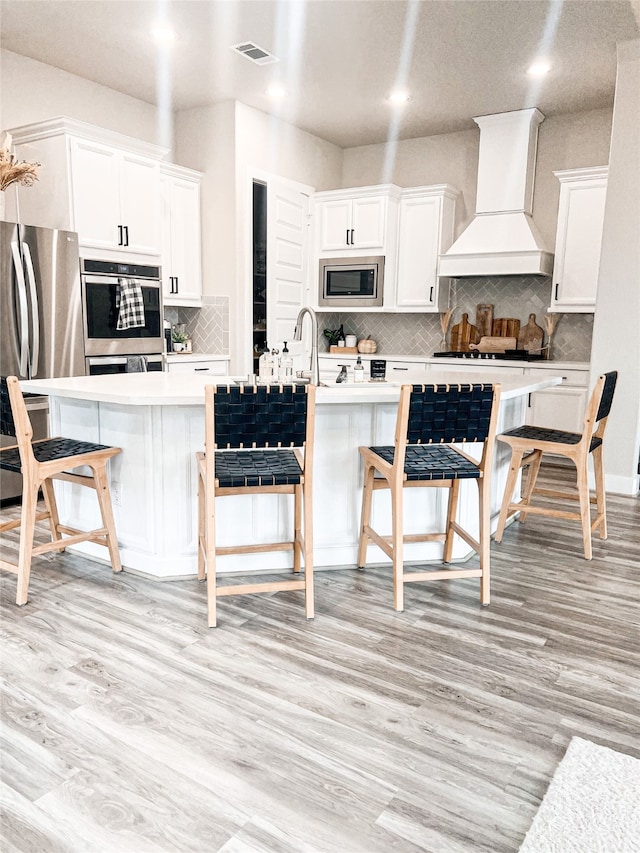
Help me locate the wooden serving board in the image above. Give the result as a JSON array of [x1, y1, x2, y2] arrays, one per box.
[[492, 317, 521, 338], [329, 346, 358, 354], [469, 336, 518, 353], [518, 314, 545, 352], [450, 313, 480, 352], [475, 304, 494, 339]]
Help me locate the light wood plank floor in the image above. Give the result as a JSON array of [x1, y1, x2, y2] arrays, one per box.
[[1, 463, 639, 852]]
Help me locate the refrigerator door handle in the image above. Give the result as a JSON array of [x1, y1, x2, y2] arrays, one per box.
[[22, 241, 40, 376], [10, 240, 30, 376]]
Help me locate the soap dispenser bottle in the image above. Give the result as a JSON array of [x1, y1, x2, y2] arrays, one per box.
[[354, 356, 365, 383], [279, 342, 293, 382], [259, 344, 273, 383], [270, 346, 280, 382]]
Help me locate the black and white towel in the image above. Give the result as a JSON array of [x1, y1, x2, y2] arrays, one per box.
[[116, 278, 145, 330]]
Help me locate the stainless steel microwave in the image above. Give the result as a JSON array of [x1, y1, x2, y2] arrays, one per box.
[[318, 256, 384, 308]]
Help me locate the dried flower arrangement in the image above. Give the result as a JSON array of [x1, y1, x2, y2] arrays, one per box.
[[0, 132, 40, 192], [439, 308, 454, 350]]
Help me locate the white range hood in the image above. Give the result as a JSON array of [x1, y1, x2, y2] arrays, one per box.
[[439, 108, 554, 278]]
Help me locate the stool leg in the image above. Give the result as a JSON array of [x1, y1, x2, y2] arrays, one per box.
[[496, 448, 525, 542], [357, 464, 375, 569], [205, 486, 217, 628], [519, 450, 543, 524], [293, 484, 302, 573], [41, 478, 63, 547], [477, 476, 490, 606], [592, 445, 607, 540], [197, 470, 206, 581], [576, 459, 593, 560], [391, 480, 404, 612], [443, 480, 459, 563], [93, 465, 122, 573], [303, 482, 314, 620], [16, 480, 39, 606]]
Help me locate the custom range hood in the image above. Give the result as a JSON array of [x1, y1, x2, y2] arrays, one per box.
[[439, 108, 553, 278]]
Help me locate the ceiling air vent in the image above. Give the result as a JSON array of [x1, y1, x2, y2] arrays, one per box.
[[232, 42, 278, 65]]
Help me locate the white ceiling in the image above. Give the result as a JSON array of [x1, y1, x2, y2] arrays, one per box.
[[1, 0, 639, 149]]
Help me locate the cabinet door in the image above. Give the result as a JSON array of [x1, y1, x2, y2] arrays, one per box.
[[119, 152, 161, 255], [351, 196, 386, 249], [395, 195, 440, 309], [552, 171, 607, 312], [319, 198, 352, 251], [527, 386, 588, 432], [70, 137, 121, 250], [162, 176, 202, 305]]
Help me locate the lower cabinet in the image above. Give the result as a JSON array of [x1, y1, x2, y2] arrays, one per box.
[[524, 368, 589, 432], [165, 357, 229, 375]]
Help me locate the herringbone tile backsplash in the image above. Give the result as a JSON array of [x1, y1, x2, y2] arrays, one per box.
[[318, 276, 593, 362], [165, 277, 592, 362], [166, 296, 229, 354]]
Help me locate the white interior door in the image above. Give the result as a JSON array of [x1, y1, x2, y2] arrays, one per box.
[[266, 177, 312, 368]]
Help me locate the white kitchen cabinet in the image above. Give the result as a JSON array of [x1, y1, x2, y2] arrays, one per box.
[[165, 356, 229, 375], [160, 164, 203, 306], [394, 185, 458, 312], [7, 117, 167, 259], [313, 185, 401, 255], [550, 166, 608, 312], [525, 367, 589, 432]]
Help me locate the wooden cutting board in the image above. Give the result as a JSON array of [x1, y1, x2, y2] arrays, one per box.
[[450, 313, 480, 352], [518, 313, 545, 352], [475, 304, 494, 339], [469, 336, 518, 353], [492, 317, 521, 338]]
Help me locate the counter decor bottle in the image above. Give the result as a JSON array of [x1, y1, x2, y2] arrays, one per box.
[[337, 325, 346, 347], [258, 344, 273, 383], [270, 347, 280, 382], [354, 356, 365, 383], [279, 342, 293, 382]]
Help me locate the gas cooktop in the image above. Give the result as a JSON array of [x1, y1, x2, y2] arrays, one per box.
[[434, 350, 546, 361]]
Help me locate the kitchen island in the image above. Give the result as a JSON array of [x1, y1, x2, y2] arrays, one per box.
[[21, 371, 562, 578]]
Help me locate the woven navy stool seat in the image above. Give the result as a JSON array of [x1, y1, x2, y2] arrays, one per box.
[[0, 438, 114, 472], [370, 444, 485, 481], [197, 383, 316, 628], [0, 376, 122, 606], [358, 382, 501, 612], [495, 371, 618, 560], [214, 449, 302, 488]]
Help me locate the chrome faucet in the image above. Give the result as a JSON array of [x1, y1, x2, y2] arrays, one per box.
[[293, 306, 319, 385]]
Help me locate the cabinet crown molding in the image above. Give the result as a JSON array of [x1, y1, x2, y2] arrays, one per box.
[[314, 183, 403, 201], [160, 161, 204, 180], [400, 184, 460, 201], [8, 116, 170, 161], [553, 165, 609, 183]]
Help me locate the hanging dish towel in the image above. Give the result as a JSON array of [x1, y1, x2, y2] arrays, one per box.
[[116, 278, 146, 330]]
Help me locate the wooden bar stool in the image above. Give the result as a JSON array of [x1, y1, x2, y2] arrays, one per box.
[[495, 371, 618, 559], [197, 383, 316, 628], [0, 376, 122, 605], [358, 382, 502, 611]]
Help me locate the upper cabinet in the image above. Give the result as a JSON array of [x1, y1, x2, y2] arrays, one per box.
[[394, 185, 458, 312], [7, 117, 167, 259], [160, 164, 203, 307], [313, 185, 401, 256], [550, 166, 608, 313], [70, 137, 161, 255]]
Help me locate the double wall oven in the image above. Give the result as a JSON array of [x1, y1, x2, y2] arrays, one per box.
[[80, 259, 165, 375]]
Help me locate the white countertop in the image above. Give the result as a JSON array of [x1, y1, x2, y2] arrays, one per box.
[[21, 371, 563, 406]]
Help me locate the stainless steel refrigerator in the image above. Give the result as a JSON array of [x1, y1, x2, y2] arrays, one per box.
[[0, 221, 85, 502]]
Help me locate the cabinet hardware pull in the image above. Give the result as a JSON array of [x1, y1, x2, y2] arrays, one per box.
[[345, 229, 349, 245], [350, 228, 355, 245], [555, 283, 559, 300], [117, 225, 123, 246], [528, 394, 531, 407], [123, 225, 129, 247], [194, 368, 209, 372], [393, 367, 408, 371], [175, 276, 178, 292], [429, 286, 434, 302]]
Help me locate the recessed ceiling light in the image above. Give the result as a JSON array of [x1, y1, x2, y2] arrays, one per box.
[[152, 25, 177, 43], [266, 85, 286, 99], [387, 91, 411, 104], [528, 60, 551, 77]]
